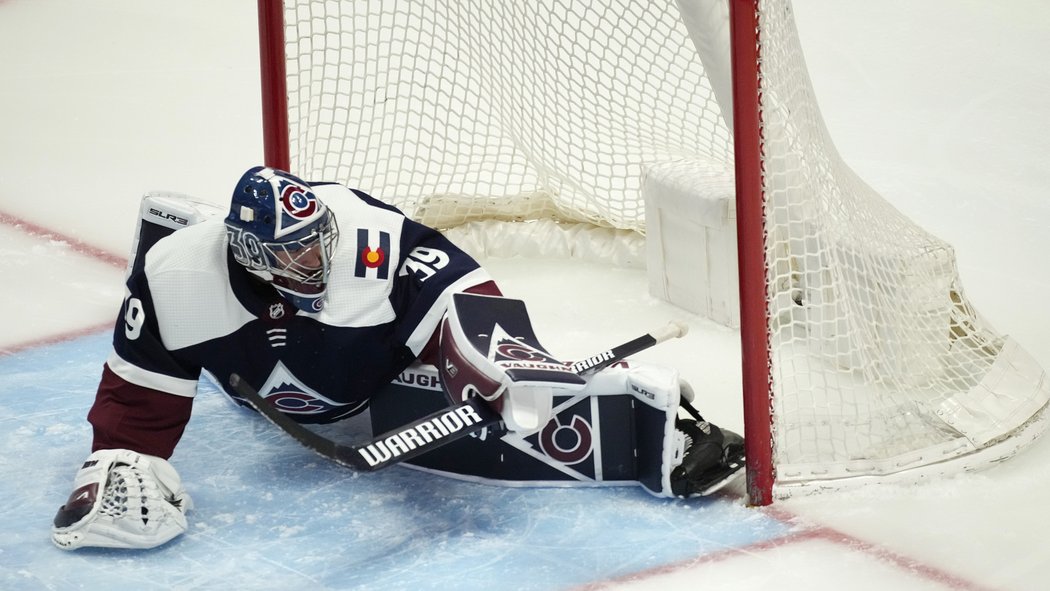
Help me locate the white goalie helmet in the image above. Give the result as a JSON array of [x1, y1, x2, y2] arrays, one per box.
[[224, 166, 340, 312]]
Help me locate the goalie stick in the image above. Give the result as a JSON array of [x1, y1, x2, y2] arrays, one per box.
[[569, 320, 689, 375], [229, 320, 689, 472]]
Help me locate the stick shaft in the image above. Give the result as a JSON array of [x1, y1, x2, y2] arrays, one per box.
[[230, 321, 688, 471]]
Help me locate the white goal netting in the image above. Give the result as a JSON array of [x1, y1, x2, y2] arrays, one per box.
[[272, 0, 1049, 495]]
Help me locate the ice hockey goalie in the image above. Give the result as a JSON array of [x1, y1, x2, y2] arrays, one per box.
[[51, 168, 744, 551]]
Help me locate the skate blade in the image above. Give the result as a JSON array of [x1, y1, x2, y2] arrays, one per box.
[[691, 454, 746, 497]]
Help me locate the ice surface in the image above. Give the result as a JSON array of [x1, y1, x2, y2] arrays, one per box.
[[0, 333, 789, 591]]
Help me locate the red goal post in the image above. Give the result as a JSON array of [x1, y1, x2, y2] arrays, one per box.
[[726, 1, 773, 505], [256, 0, 1050, 505], [258, 0, 289, 173]]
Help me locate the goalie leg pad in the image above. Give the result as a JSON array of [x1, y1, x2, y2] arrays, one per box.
[[589, 362, 746, 498], [375, 359, 745, 497], [576, 361, 683, 495], [52, 449, 192, 550]]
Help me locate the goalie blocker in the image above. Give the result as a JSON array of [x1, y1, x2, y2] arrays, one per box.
[[371, 293, 745, 497]]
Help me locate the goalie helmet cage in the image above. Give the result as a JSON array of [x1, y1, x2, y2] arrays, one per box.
[[256, 0, 1050, 504]]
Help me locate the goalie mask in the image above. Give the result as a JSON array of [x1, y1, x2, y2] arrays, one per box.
[[224, 166, 340, 312]]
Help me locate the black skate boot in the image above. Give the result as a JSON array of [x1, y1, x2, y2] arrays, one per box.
[[670, 418, 746, 497]]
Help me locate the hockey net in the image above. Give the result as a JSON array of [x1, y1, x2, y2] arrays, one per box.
[[259, 0, 1049, 502]]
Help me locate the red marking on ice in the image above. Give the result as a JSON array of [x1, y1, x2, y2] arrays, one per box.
[[574, 503, 995, 591], [0, 211, 124, 355], [0, 321, 113, 356], [0, 211, 126, 269]]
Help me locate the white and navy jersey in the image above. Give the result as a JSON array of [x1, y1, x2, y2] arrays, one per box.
[[104, 185, 491, 430]]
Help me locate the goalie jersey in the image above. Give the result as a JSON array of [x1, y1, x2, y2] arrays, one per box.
[[90, 185, 492, 459]]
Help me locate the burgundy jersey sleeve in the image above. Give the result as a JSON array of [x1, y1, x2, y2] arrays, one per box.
[[88, 218, 203, 457], [88, 364, 194, 459]]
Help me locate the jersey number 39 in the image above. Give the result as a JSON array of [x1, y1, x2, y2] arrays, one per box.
[[124, 296, 146, 340], [398, 247, 449, 282]]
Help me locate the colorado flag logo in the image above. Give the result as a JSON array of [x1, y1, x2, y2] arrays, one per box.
[[355, 228, 391, 279]]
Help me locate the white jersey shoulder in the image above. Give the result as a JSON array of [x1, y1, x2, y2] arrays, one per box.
[[310, 184, 406, 328], [143, 219, 256, 352]]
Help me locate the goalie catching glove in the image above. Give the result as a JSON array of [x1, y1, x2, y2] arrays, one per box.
[[52, 449, 192, 550]]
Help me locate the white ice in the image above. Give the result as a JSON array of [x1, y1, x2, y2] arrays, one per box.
[[1, 1, 1049, 590]]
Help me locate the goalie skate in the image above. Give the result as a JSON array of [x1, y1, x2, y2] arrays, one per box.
[[670, 419, 746, 497]]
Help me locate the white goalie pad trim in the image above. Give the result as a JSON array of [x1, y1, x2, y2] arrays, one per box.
[[124, 192, 223, 277], [500, 385, 554, 434], [578, 362, 680, 410], [138, 191, 222, 231]]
